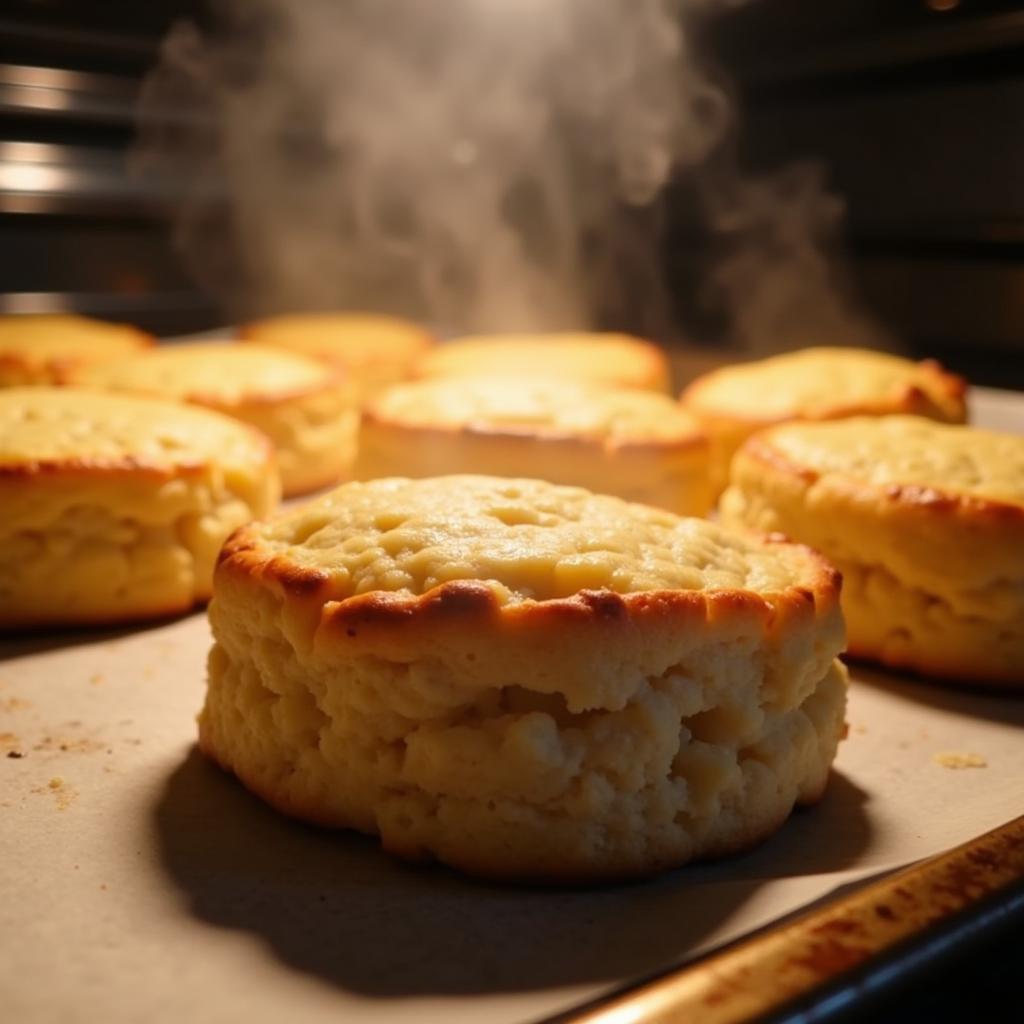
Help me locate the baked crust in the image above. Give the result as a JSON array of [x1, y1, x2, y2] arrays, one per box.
[[415, 333, 672, 393], [720, 416, 1024, 686], [0, 314, 153, 385], [680, 348, 968, 493], [355, 377, 713, 515], [70, 342, 355, 497], [200, 475, 847, 880], [0, 387, 279, 628], [239, 313, 434, 396], [217, 529, 841, 648]]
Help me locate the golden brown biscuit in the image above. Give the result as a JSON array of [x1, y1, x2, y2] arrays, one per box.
[[0, 387, 278, 628], [71, 342, 354, 497], [681, 347, 967, 494], [720, 416, 1024, 687], [417, 333, 672, 392], [200, 474, 847, 881], [355, 376, 714, 515], [239, 313, 433, 396], [0, 314, 152, 385]]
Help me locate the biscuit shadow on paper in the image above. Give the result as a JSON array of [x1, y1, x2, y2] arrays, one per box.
[[0, 611, 199, 662], [851, 662, 1024, 727], [152, 747, 872, 998]]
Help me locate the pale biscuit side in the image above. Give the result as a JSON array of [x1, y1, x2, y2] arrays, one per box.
[[355, 378, 713, 515], [199, 475, 847, 879], [200, 568, 846, 880], [0, 388, 278, 627], [720, 418, 1024, 686], [0, 473, 270, 626]]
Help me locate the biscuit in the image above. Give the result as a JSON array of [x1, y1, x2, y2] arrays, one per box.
[[0, 387, 278, 628], [681, 347, 967, 493], [200, 474, 847, 881], [417, 332, 672, 392], [720, 416, 1024, 687], [239, 313, 433, 396], [0, 314, 152, 385], [355, 376, 714, 516], [71, 342, 354, 497]]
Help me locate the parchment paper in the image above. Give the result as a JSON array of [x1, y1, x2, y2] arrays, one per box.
[[2, 387, 1021, 1024]]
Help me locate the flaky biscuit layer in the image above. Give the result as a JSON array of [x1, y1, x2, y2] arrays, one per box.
[[720, 416, 1024, 686], [200, 475, 846, 880], [0, 388, 278, 627]]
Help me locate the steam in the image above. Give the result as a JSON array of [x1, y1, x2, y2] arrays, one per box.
[[137, 0, 888, 349], [699, 159, 893, 352]]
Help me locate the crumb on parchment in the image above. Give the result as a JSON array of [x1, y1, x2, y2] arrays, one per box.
[[30, 776, 78, 809], [933, 752, 987, 770]]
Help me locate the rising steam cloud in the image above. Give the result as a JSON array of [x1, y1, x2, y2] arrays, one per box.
[[137, 0, 888, 349]]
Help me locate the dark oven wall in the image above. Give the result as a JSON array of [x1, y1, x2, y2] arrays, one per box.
[[705, 0, 1024, 389], [0, 0, 1021, 388], [0, 0, 218, 336]]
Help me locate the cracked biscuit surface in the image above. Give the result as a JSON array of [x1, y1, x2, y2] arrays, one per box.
[[356, 376, 714, 515], [720, 416, 1024, 686], [200, 474, 847, 881], [0, 387, 278, 627], [72, 341, 354, 496], [681, 347, 967, 493]]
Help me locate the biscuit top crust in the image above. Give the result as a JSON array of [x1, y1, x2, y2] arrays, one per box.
[[683, 347, 966, 422], [749, 416, 1024, 507], [418, 333, 670, 390], [0, 314, 151, 363], [239, 475, 830, 603], [240, 313, 432, 368], [0, 387, 271, 471], [365, 376, 704, 445], [73, 342, 340, 405]]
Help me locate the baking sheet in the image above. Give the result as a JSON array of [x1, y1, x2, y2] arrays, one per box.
[[2, 386, 1022, 1024]]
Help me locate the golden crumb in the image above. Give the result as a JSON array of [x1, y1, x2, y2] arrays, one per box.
[[32, 776, 77, 809], [933, 752, 987, 770]]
